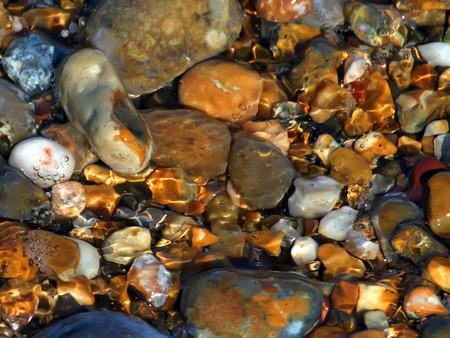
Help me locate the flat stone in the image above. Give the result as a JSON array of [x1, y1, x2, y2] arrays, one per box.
[[427, 171, 450, 238], [144, 109, 231, 179], [181, 269, 323, 338], [329, 148, 372, 186], [228, 136, 294, 210], [85, 0, 243, 95]]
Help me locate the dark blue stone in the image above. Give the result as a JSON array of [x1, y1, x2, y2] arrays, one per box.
[[34, 311, 169, 338]]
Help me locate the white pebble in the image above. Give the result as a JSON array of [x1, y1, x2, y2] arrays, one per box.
[[271, 218, 301, 247], [423, 120, 449, 137], [433, 134, 447, 159], [8, 137, 75, 188], [288, 176, 341, 218], [313, 134, 340, 166], [417, 42, 450, 67], [344, 229, 380, 260], [291, 236, 318, 266], [364, 310, 389, 330], [318, 206, 358, 241], [69, 238, 100, 280]]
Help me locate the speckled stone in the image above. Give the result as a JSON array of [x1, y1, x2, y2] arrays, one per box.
[[181, 269, 323, 338], [85, 0, 243, 95]]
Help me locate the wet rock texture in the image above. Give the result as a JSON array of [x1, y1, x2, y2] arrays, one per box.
[[181, 269, 323, 338], [144, 109, 231, 179], [85, 0, 243, 95]]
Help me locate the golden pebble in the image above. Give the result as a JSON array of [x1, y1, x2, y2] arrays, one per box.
[[146, 168, 200, 214], [411, 64, 438, 90], [357, 283, 399, 315], [255, 0, 312, 23], [343, 108, 374, 137], [423, 256, 450, 292], [155, 243, 200, 270], [354, 132, 397, 163], [84, 184, 121, 218], [438, 68, 450, 91], [109, 275, 130, 314], [57, 276, 95, 306], [244, 230, 285, 256], [191, 227, 220, 248], [329, 148, 373, 186], [349, 330, 385, 338], [179, 60, 262, 124], [403, 286, 448, 319], [398, 136, 422, 154], [92, 221, 124, 247], [318, 244, 366, 279], [22, 8, 71, 31], [257, 74, 288, 118], [162, 215, 196, 242], [388, 49, 414, 89], [308, 325, 347, 338], [331, 280, 360, 315], [83, 164, 127, 186], [427, 172, 450, 238], [272, 23, 321, 60]]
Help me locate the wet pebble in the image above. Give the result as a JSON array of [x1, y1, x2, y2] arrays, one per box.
[[51, 181, 85, 218], [318, 243, 366, 279], [403, 286, 448, 319], [427, 171, 450, 238], [318, 206, 358, 241], [291, 236, 318, 265], [329, 148, 372, 186], [417, 42, 450, 67], [344, 229, 380, 260]]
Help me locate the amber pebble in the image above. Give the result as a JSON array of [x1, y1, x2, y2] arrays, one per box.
[[144, 109, 231, 180], [191, 227, 219, 248], [349, 330, 385, 338], [317, 244, 366, 279], [22, 8, 71, 31], [0, 222, 37, 281], [51, 181, 86, 218], [424, 256, 450, 292], [438, 68, 450, 91], [244, 230, 285, 256], [92, 221, 125, 247], [83, 164, 127, 186], [0, 280, 40, 330], [396, 0, 450, 10], [388, 48, 414, 89], [57, 276, 94, 306], [357, 283, 399, 315], [331, 280, 359, 315], [307, 325, 347, 338], [343, 108, 374, 137], [329, 148, 372, 186], [398, 136, 422, 154], [24, 230, 80, 281], [155, 242, 200, 270], [258, 74, 288, 119], [243, 120, 290, 155], [403, 286, 448, 319], [411, 64, 438, 89], [179, 60, 262, 124], [354, 132, 397, 163], [84, 184, 121, 218], [146, 168, 199, 214], [255, 0, 312, 23], [228, 136, 294, 210], [161, 215, 195, 242], [427, 172, 450, 238]]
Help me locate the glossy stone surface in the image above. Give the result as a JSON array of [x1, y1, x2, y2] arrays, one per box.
[[403, 286, 448, 319], [329, 148, 372, 186], [255, 0, 312, 22], [419, 316, 450, 338], [0, 80, 35, 155], [318, 244, 366, 279], [51, 181, 86, 218], [228, 136, 294, 210], [34, 311, 169, 338], [424, 256, 450, 292], [85, 0, 243, 95], [181, 269, 323, 338], [427, 171, 450, 238], [144, 109, 231, 179], [57, 48, 153, 175], [179, 60, 262, 124], [0, 166, 49, 222], [318, 206, 358, 241]]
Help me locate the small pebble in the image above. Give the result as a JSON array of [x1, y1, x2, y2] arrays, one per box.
[[291, 236, 318, 265], [318, 206, 358, 241]]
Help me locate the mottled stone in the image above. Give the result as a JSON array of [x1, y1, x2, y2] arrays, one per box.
[[255, 0, 312, 23], [243, 120, 290, 155], [57, 48, 153, 175], [181, 269, 323, 338], [329, 148, 372, 186], [427, 172, 450, 238], [357, 283, 399, 315], [354, 132, 397, 163], [403, 286, 448, 319], [344, 229, 380, 261], [179, 60, 262, 124], [34, 311, 169, 338], [318, 244, 366, 279], [228, 136, 294, 210], [318, 206, 358, 241], [0, 80, 35, 155], [86, 0, 243, 95], [331, 280, 359, 315], [423, 256, 450, 292], [51, 181, 86, 218], [0, 166, 49, 222], [144, 109, 231, 179]]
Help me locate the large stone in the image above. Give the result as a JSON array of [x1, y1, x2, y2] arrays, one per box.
[[181, 269, 323, 338], [85, 0, 243, 95], [228, 136, 294, 210], [427, 171, 450, 238], [144, 109, 231, 179]]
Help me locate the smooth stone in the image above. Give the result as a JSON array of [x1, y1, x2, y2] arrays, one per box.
[[179, 60, 262, 124], [353, 132, 397, 163], [356, 283, 399, 315], [57, 48, 153, 175], [127, 253, 172, 308], [144, 109, 231, 179], [427, 172, 450, 238], [329, 148, 372, 186], [69, 238, 100, 280], [318, 206, 358, 241], [423, 120, 449, 137], [313, 134, 339, 166], [417, 42, 450, 67], [85, 0, 243, 95], [102, 226, 151, 265], [51, 181, 86, 218], [390, 223, 448, 264], [34, 311, 169, 338], [408, 158, 446, 203], [0, 166, 49, 222], [255, 0, 312, 23], [8, 137, 75, 188], [403, 286, 448, 319], [364, 311, 389, 330], [243, 120, 290, 155], [181, 269, 323, 338], [228, 136, 294, 210], [288, 176, 341, 218], [424, 256, 450, 292], [2, 32, 69, 97], [318, 244, 366, 279], [0, 79, 35, 155], [344, 229, 380, 261], [272, 218, 301, 247], [369, 174, 395, 196], [291, 236, 318, 265], [419, 316, 450, 338]]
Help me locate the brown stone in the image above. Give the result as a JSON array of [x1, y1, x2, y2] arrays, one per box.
[[86, 0, 243, 95], [329, 148, 373, 185], [144, 109, 231, 180], [244, 230, 285, 256], [242, 120, 290, 155], [24, 230, 80, 281], [349, 330, 385, 338], [257, 74, 288, 119], [331, 280, 359, 315], [403, 286, 448, 319], [191, 227, 220, 248], [411, 64, 438, 89], [427, 172, 450, 238], [255, 0, 312, 22], [307, 326, 347, 338], [317, 244, 366, 279], [57, 276, 95, 305], [357, 283, 399, 315], [424, 256, 450, 292], [84, 184, 121, 218], [179, 60, 262, 124]]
